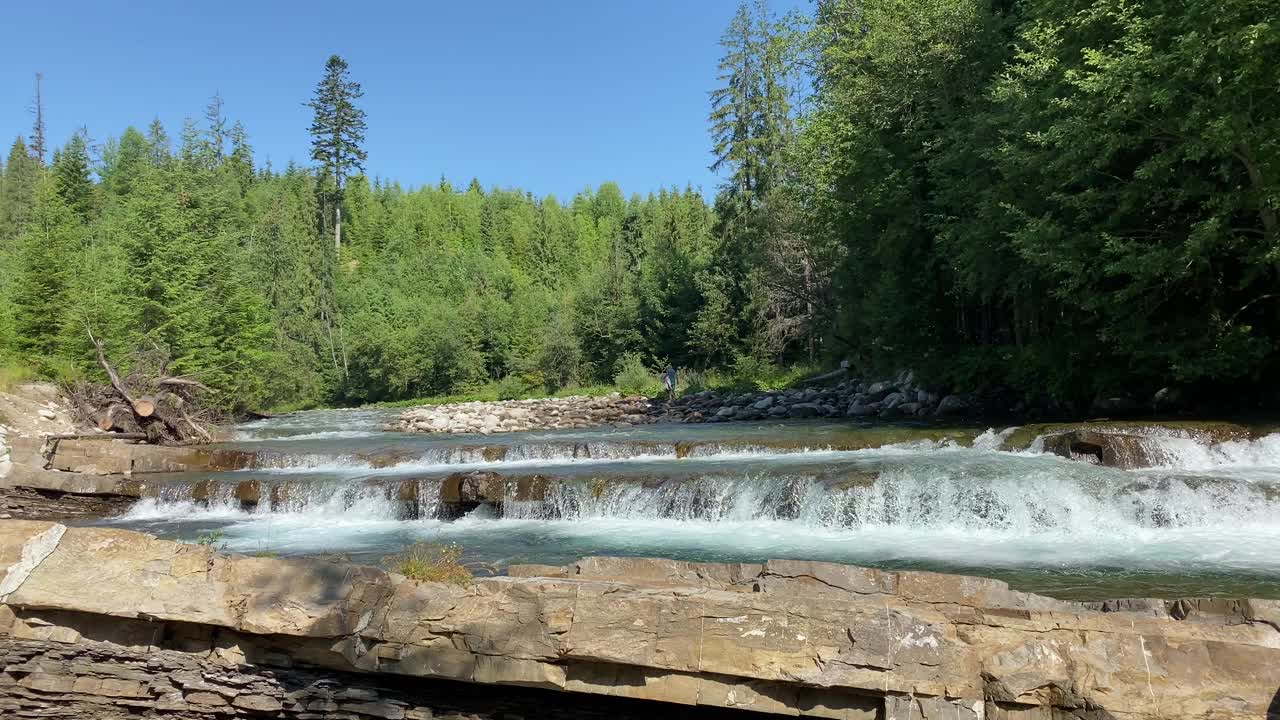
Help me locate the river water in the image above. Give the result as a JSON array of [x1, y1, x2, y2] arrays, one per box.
[[97, 409, 1280, 599]]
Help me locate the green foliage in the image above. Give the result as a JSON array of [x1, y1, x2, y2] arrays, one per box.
[[194, 530, 226, 546], [613, 352, 657, 396], [782, 0, 1280, 406], [8, 0, 1266, 415], [0, 361, 36, 392], [384, 542, 473, 586]]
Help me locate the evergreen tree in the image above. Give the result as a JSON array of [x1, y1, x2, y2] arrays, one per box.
[[53, 129, 96, 221], [146, 118, 171, 164], [306, 54, 368, 254], [11, 175, 81, 362], [0, 137, 41, 242]]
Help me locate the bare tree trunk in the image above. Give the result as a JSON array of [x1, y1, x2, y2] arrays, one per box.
[[29, 72, 46, 163], [804, 259, 814, 364], [334, 203, 342, 255]]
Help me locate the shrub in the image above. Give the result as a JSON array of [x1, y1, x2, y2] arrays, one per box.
[[613, 352, 658, 396], [384, 542, 473, 586], [496, 374, 535, 401]]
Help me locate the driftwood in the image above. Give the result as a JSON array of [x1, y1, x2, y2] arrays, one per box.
[[43, 433, 149, 441], [65, 330, 220, 445]]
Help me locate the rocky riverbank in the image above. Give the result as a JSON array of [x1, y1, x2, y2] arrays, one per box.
[[393, 394, 661, 434], [1, 522, 1278, 719], [394, 370, 969, 434]]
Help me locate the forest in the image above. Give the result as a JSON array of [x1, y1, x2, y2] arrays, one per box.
[[0, 0, 1276, 415]]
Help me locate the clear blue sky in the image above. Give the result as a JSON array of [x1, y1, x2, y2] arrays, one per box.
[[1, 0, 796, 199]]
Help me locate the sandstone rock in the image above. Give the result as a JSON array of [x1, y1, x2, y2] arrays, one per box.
[[2, 524, 1278, 720]]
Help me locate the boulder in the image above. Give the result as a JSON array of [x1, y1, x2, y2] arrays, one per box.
[[846, 402, 877, 417], [787, 403, 821, 418], [935, 394, 970, 416], [864, 381, 894, 401], [751, 396, 775, 411]]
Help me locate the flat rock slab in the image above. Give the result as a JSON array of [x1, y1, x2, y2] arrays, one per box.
[[0, 522, 1278, 719]]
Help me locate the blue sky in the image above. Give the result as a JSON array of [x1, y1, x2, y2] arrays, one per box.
[[0, 0, 798, 199]]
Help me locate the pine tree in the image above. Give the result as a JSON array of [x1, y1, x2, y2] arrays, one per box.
[[146, 118, 171, 164], [53, 129, 95, 221], [11, 175, 81, 362], [100, 127, 152, 199], [306, 54, 368, 254], [1, 137, 41, 242], [205, 93, 227, 158], [228, 120, 254, 190]]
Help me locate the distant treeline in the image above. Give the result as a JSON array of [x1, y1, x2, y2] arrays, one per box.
[[1, 0, 1277, 413]]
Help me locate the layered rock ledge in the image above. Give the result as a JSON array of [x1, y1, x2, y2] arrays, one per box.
[[2, 522, 1279, 718]]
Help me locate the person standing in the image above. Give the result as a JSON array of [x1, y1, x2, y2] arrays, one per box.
[[662, 365, 677, 403]]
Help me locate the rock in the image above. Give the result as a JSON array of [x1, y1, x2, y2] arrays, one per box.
[[864, 381, 895, 401], [38, 409, 57, 421], [897, 402, 921, 415], [1153, 386, 1187, 411], [715, 406, 735, 418], [787, 403, 821, 418], [2, 524, 1279, 719], [935, 394, 971, 416], [846, 402, 877, 417], [882, 392, 906, 409], [751, 396, 775, 411], [1038, 429, 1156, 469]]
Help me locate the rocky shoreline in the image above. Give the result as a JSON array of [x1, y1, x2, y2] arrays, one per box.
[[1, 522, 1279, 719], [394, 370, 968, 434]]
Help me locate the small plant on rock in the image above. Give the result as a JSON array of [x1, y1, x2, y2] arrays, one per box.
[[194, 530, 226, 547], [384, 542, 474, 586]]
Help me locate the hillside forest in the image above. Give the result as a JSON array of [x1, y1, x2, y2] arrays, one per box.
[[0, 0, 1276, 415]]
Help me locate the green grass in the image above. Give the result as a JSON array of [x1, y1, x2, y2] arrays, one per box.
[[384, 542, 474, 586], [0, 361, 37, 392], [194, 530, 226, 546]]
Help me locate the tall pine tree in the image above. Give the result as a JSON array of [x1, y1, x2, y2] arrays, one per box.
[[306, 55, 367, 254]]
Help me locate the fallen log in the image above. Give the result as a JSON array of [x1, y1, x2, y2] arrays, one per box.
[[65, 329, 220, 445], [43, 433, 149, 441], [133, 396, 156, 418]]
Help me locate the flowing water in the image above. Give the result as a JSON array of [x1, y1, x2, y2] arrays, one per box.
[[95, 409, 1280, 600]]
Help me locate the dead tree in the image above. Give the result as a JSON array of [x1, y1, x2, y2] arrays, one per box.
[[63, 330, 219, 445]]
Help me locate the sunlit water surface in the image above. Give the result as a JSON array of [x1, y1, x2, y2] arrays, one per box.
[[95, 408, 1280, 600]]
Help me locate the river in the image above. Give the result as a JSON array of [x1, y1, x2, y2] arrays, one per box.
[[97, 409, 1280, 600]]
